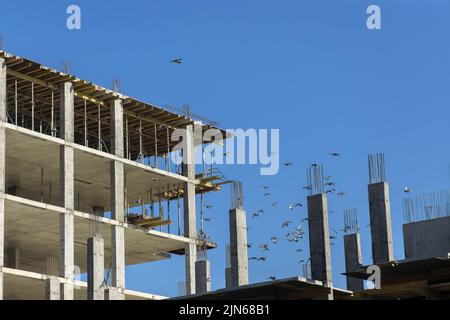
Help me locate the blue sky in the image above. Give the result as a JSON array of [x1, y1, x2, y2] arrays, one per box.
[[2, 0, 450, 296]]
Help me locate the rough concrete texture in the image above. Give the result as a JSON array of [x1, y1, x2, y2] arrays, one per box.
[[105, 287, 125, 300], [195, 260, 211, 294], [368, 182, 394, 264], [225, 267, 233, 289], [45, 278, 60, 300], [403, 216, 450, 261], [110, 99, 124, 158], [183, 124, 197, 295], [6, 247, 20, 269], [229, 208, 249, 287], [344, 233, 365, 291], [59, 82, 75, 300], [307, 194, 333, 287], [88, 237, 105, 300]]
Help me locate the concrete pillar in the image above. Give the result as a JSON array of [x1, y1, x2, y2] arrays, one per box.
[[87, 237, 105, 300], [5, 247, 20, 269], [229, 208, 249, 287], [0, 57, 6, 300], [105, 287, 124, 300], [110, 99, 125, 300], [45, 278, 60, 300], [368, 182, 394, 264], [93, 206, 105, 218], [307, 194, 333, 287], [59, 82, 75, 300], [225, 267, 233, 289], [195, 260, 211, 294], [182, 124, 197, 295], [343, 233, 365, 292]]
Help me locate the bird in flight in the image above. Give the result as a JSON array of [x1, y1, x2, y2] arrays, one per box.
[[268, 276, 277, 281], [404, 187, 412, 193], [324, 176, 333, 180], [247, 243, 254, 248], [337, 192, 347, 196], [289, 203, 303, 211], [283, 162, 294, 167], [169, 58, 183, 64], [203, 217, 212, 223], [298, 260, 305, 264], [300, 218, 309, 223], [271, 201, 279, 208], [260, 185, 270, 190], [303, 186, 313, 191], [271, 237, 279, 244], [204, 204, 214, 210], [263, 193, 272, 197], [282, 221, 293, 229], [329, 152, 341, 157], [259, 244, 270, 252], [325, 182, 335, 187], [252, 213, 260, 219], [296, 249, 304, 253]]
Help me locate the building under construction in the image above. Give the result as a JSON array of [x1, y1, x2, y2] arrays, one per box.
[[1, 51, 450, 300]]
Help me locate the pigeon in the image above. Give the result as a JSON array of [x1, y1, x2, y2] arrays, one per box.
[[283, 162, 294, 167], [203, 217, 212, 223], [289, 203, 303, 211], [271, 201, 279, 208], [298, 260, 305, 264], [263, 193, 272, 197], [271, 237, 279, 244], [282, 221, 293, 229], [296, 249, 304, 253], [259, 244, 270, 252], [325, 189, 336, 194], [300, 218, 309, 223], [260, 185, 270, 190], [404, 187, 412, 193], [258, 257, 268, 262], [324, 176, 333, 180], [169, 58, 183, 64], [204, 204, 214, 209], [329, 153, 341, 157], [303, 186, 313, 191], [268, 276, 277, 281], [337, 192, 347, 196], [325, 182, 335, 187], [247, 243, 254, 248], [252, 213, 260, 219]]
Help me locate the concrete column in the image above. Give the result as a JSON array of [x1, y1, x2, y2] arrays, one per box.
[[225, 267, 233, 289], [5, 247, 20, 269], [87, 237, 105, 300], [182, 124, 197, 295], [110, 99, 125, 300], [59, 82, 75, 300], [195, 260, 211, 294], [229, 208, 249, 287], [0, 57, 6, 300], [105, 287, 124, 300], [307, 194, 333, 287], [45, 278, 60, 300], [344, 233, 365, 292], [368, 182, 394, 264]]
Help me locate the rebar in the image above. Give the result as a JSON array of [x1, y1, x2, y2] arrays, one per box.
[[368, 153, 386, 184], [403, 189, 450, 224], [344, 208, 359, 234], [307, 164, 325, 195]]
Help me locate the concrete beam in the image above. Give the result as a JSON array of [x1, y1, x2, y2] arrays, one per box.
[[368, 182, 394, 264], [45, 278, 60, 300], [183, 124, 197, 295], [229, 208, 249, 287], [105, 287, 125, 300], [344, 233, 365, 292], [5, 247, 20, 269], [307, 194, 333, 287], [87, 237, 105, 300], [195, 260, 211, 294], [59, 82, 75, 300], [0, 57, 6, 300]]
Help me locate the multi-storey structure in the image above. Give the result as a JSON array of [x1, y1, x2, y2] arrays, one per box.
[[0, 51, 224, 300]]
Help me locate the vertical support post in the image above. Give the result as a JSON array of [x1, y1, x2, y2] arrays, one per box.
[[59, 82, 75, 300], [229, 208, 249, 287], [183, 124, 197, 295], [87, 236, 105, 300], [343, 233, 365, 292], [195, 260, 211, 294], [307, 193, 333, 299], [5, 247, 20, 269], [0, 57, 6, 300], [368, 182, 394, 264], [45, 278, 61, 300], [110, 99, 125, 300]]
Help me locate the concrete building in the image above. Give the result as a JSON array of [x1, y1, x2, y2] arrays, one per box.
[[0, 51, 223, 300]]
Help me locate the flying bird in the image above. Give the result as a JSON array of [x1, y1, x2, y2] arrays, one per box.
[[247, 243, 254, 248], [324, 176, 333, 180], [289, 203, 303, 211], [337, 192, 347, 196], [298, 260, 305, 264], [303, 186, 313, 191], [252, 213, 260, 219], [282, 221, 293, 229], [263, 193, 272, 197], [259, 244, 270, 252], [329, 152, 341, 157], [296, 249, 304, 253], [271, 201, 279, 208], [169, 58, 183, 64], [404, 187, 413, 193], [204, 204, 214, 209], [325, 182, 335, 187], [268, 276, 277, 281], [283, 162, 294, 167], [271, 237, 279, 244], [260, 185, 270, 190], [300, 218, 309, 223]]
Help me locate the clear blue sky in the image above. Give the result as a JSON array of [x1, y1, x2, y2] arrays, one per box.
[[1, 0, 450, 296]]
